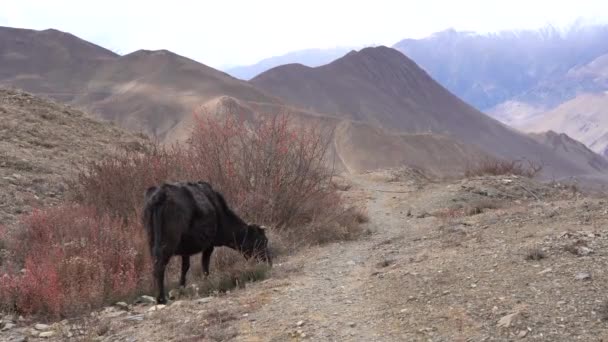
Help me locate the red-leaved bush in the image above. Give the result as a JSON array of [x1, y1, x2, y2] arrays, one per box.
[[0, 112, 362, 319], [0, 205, 151, 318]]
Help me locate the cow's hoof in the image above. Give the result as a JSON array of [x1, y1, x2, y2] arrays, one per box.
[[156, 297, 167, 305]]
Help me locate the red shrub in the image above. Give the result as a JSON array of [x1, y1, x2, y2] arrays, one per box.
[[68, 144, 177, 219], [0, 205, 151, 318]]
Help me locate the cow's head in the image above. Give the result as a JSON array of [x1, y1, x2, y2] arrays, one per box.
[[243, 224, 272, 266]]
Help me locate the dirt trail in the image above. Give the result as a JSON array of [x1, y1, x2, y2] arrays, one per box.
[[233, 174, 428, 341]]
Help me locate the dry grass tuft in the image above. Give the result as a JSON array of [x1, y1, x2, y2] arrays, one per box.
[[465, 158, 543, 178]]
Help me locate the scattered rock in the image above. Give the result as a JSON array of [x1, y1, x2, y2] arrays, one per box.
[[34, 324, 50, 331], [575, 272, 592, 281], [125, 314, 145, 322], [538, 268, 552, 275], [497, 312, 520, 328], [148, 304, 166, 312], [7, 336, 27, 342], [518, 330, 528, 338], [196, 297, 213, 304], [1, 322, 15, 331], [136, 295, 156, 305], [416, 212, 430, 219], [348, 322, 356, 328], [296, 320, 305, 327], [39, 331, 55, 338], [115, 302, 129, 310]]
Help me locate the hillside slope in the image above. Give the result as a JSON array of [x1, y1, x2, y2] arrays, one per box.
[[0, 88, 146, 225], [164, 95, 490, 177], [72, 49, 282, 138], [0, 26, 118, 102], [251, 46, 606, 179], [521, 92, 608, 157]]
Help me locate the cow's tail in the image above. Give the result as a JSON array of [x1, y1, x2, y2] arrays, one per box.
[[143, 187, 167, 261]]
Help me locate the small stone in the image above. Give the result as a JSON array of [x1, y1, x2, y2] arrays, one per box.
[[8, 336, 27, 342], [1, 322, 15, 331], [168, 289, 181, 300], [148, 304, 166, 312], [538, 268, 552, 275], [348, 322, 356, 328], [125, 314, 144, 321], [115, 302, 129, 310], [196, 297, 213, 304], [39, 331, 56, 338], [137, 295, 156, 304], [296, 320, 305, 327], [518, 330, 528, 338], [470, 284, 477, 288], [35, 324, 50, 331], [497, 312, 519, 328], [575, 272, 591, 281], [578, 246, 593, 256], [400, 309, 408, 313]]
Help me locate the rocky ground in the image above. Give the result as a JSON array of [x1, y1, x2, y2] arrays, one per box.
[[2, 169, 608, 341]]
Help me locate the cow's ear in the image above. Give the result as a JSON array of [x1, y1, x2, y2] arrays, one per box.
[[259, 225, 267, 231], [144, 186, 157, 199]]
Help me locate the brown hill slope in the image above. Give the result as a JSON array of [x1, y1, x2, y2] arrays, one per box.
[[0, 88, 146, 225], [251, 46, 607, 179], [521, 92, 608, 157], [72, 49, 281, 138], [0, 26, 118, 102], [164, 96, 514, 178]]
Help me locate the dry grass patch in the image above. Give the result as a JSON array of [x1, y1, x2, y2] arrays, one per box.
[[465, 158, 543, 178]]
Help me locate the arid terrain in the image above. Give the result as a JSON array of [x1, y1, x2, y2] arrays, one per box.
[[3, 168, 608, 341], [2, 19, 608, 342]]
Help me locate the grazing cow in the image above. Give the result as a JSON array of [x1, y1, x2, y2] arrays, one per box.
[[142, 181, 271, 304]]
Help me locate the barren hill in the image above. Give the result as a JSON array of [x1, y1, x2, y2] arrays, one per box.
[[164, 95, 490, 177], [0, 26, 118, 102], [251, 46, 607, 179], [520, 92, 608, 157], [0, 88, 146, 225], [72, 49, 281, 139]]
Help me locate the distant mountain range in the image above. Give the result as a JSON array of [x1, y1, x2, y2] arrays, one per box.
[[223, 23, 608, 157], [1, 25, 607, 180]]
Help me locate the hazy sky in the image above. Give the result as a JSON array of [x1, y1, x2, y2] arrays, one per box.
[[2, 0, 608, 68]]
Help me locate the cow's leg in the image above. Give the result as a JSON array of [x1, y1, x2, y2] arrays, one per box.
[[179, 255, 190, 287], [154, 254, 171, 305], [202, 246, 214, 277]]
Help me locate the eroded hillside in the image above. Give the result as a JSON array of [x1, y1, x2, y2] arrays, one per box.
[[0, 88, 146, 225]]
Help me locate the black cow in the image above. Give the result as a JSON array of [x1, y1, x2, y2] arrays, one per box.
[[142, 181, 271, 304]]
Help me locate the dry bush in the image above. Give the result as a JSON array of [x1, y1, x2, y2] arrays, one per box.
[[68, 144, 177, 220], [465, 158, 543, 178], [0, 113, 362, 318], [181, 113, 359, 243], [0, 205, 151, 318]]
